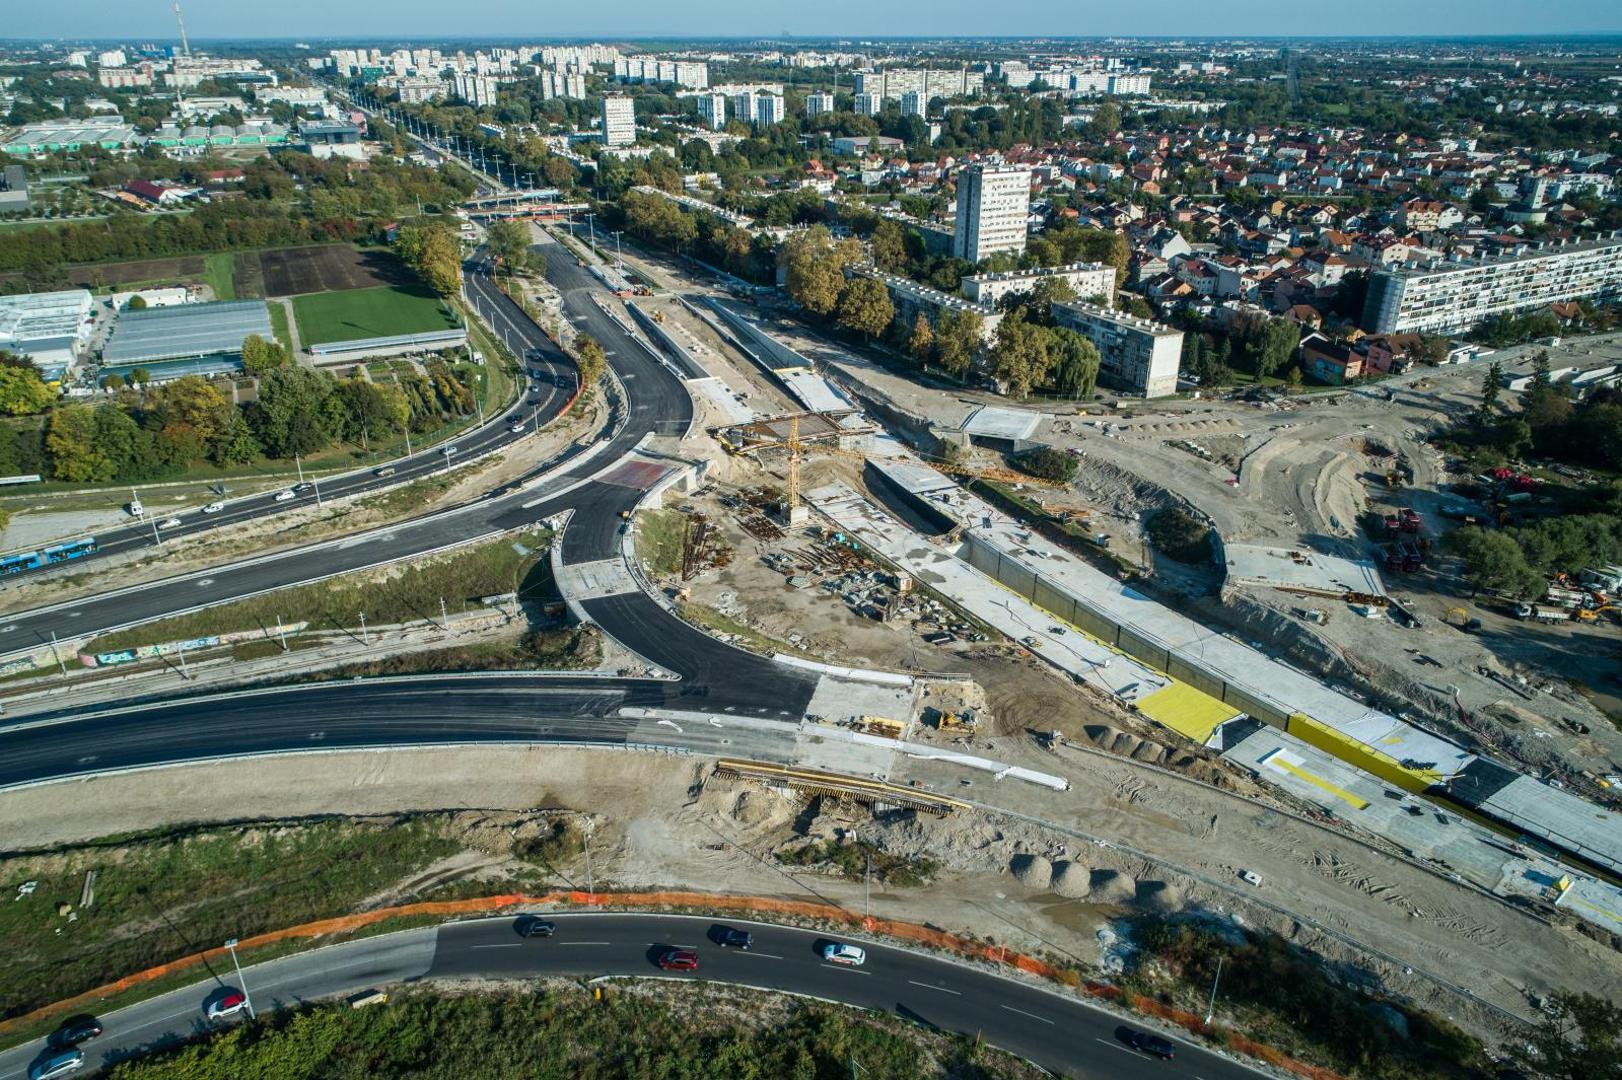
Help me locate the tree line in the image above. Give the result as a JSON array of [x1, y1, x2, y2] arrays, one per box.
[[1, 358, 476, 485]]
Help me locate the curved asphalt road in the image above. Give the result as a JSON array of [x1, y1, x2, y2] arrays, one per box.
[[0, 914, 1261, 1080], [0, 248, 817, 787]]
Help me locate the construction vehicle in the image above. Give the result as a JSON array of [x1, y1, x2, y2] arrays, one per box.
[[1516, 603, 1570, 624], [934, 708, 978, 731]]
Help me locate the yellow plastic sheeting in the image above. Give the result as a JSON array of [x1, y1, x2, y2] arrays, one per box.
[[1135, 682, 1241, 743], [1286, 713, 1442, 794], [1271, 757, 1371, 811]]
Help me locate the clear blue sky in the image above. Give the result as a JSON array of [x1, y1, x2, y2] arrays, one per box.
[[7, 0, 1617, 40]]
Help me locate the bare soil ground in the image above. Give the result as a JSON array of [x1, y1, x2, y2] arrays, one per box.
[[257, 244, 415, 298], [0, 255, 206, 292]]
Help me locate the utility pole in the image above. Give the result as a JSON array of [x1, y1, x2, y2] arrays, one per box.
[[611, 229, 623, 271], [359, 611, 369, 646], [224, 938, 256, 1019], [440, 596, 449, 628], [1204, 955, 1224, 1027], [48, 631, 67, 678], [294, 453, 305, 486], [276, 615, 288, 652], [176, 640, 190, 680], [864, 849, 872, 924], [584, 820, 594, 899]]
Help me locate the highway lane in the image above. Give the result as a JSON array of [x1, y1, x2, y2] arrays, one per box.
[[0, 915, 1260, 1080]]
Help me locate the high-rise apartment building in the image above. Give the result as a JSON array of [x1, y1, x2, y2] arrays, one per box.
[[853, 93, 880, 116], [695, 92, 727, 129], [1362, 234, 1622, 334], [600, 95, 637, 147], [453, 72, 499, 109], [1052, 301, 1182, 398], [754, 93, 785, 126], [953, 164, 1031, 264], [899, 91, 924, 117], [805, 92, 835, 117]]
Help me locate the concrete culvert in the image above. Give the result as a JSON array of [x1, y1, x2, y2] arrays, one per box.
[[1010, 854, 1054, 889], [1050, 860, 1092, 898], [1089, 869, 1137, 904]]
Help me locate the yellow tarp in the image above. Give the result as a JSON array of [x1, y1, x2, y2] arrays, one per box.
[[1271, 757, 1371, 810], [1135, 681, 1242, 743], [1285, 712, 1443, 794]]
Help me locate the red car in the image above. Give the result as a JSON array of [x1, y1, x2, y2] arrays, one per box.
[[656, 948, 699, 971], [206, 990, 248, 1020]]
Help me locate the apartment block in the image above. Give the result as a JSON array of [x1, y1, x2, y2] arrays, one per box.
[[601, 94, 637, 147], [805, 92, 835, 117], [1052, 301, 1182, 397], [853, 93, 881, 117], [754, 93, 785, 126], [1362, 234, 1622, 334], [695, 92, 726, 129], [953, 164, 1031, 264], [851, 267, 1001, 344], [961, 263, 1117, 308]]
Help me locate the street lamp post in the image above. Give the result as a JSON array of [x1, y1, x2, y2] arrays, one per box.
[[1203, 955, 1224, 1027], [224, 938, 257, 1019]]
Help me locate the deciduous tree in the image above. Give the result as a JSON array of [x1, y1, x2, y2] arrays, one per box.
[[836, 277, 894, 340]]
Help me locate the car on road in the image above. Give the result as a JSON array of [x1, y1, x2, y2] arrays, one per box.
[[656, 948, 699, 970], [28, 1049, 83, 1080], [1128, 1031, 1176, 1059], [205, 990, 248, 1020], [514, 915, 555, 938], [273, 490, 296, 502], [374, 466, 395, 477], [714, 926, 752, 950], [293, 483, 314, 493], [201, 502, 224, 514], [821, 942, 866, 966], [508, 422, 525, 434], [158, 517, 181, 529], [51, 1017, 102, 1047], [442, 445, 458, 456]]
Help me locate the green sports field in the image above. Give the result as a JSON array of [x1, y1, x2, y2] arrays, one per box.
[[291, 284, 460, 346]]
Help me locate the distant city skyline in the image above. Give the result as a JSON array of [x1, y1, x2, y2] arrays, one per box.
[[3, 1, 1619, 42]]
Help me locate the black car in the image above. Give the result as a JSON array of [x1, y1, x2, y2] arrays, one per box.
[[514, 915, 556, 938], [1129, 1031, 1176, 1059], [51, 1016, 103, 1047], [716, 927, 753, 950]]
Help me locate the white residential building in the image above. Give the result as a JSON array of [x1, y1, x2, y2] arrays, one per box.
[[453, 72, 499, 108], [953, 164, 1031, 264], [1363, 234, 1622, 334], [1052, 301, 1182, 398], [853, 93, 881, 117], [899, 91, 924, 117], [695, 92, 727, 130], [601, 95, 637, 147], [805, 92, 835, 117], [754, 93, 785, 126], [960, 263, 1117, 308]]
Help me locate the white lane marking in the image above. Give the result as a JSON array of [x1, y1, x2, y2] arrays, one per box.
[[820, 964, 870, 975], [737, 951, 783, 960], [558, 941, 610, 946], [470, 943, 522, 949], [1001, 1004, 1053, 1025], [1094, 1038, 1140, 1055], [907, 980, 961, 995]]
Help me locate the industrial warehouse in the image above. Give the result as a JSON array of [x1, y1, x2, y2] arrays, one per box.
[[98, 299, 272, 381]]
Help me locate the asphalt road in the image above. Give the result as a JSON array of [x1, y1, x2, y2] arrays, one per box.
[[0, 915, 1260, 1080]]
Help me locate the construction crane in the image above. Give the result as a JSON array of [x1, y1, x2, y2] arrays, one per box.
[[173, 1, 192, 58]]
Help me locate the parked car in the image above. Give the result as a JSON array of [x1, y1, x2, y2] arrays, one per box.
[[200, 502, 224, 515], [821, 942, 866, 967], [514, 915, 555, 938], [205, 990, 248, 1020], [1129, 1031, 1176, 1059], [656, 948, 699, 971], [273, 490, 296, 503], [28, 1049, 83, 1080]]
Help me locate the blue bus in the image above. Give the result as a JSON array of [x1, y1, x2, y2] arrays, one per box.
[[0, 537, 98, 576]]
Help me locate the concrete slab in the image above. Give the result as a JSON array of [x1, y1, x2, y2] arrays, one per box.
[[554, 557, 640, 601], [961, 405, 1042, 442], [804, 675, 917, 729], [690, 377, 755, 424], [1225, 543, 1387, 598]]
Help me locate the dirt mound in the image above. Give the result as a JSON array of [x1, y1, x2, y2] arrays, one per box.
[[1010, 853, 1053, 889], [730, 789, 786, 829], [1082, 724, 1176, 766], [1050, 860, 1092, 899], [1137, 879, 1184, 912], [1089, 868, 1137, 904]]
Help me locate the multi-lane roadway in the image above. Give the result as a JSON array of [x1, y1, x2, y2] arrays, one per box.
[[0, 914, 1260, 1080]]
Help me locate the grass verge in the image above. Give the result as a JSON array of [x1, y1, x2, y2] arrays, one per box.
[[100, 982, 1045, 1079], [83, 529, 552, 652], [0, 819, 460, 1024], [634, 508, 688, 576]]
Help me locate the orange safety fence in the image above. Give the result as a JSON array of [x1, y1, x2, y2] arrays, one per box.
[[0, 890, 1345, 1079]]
